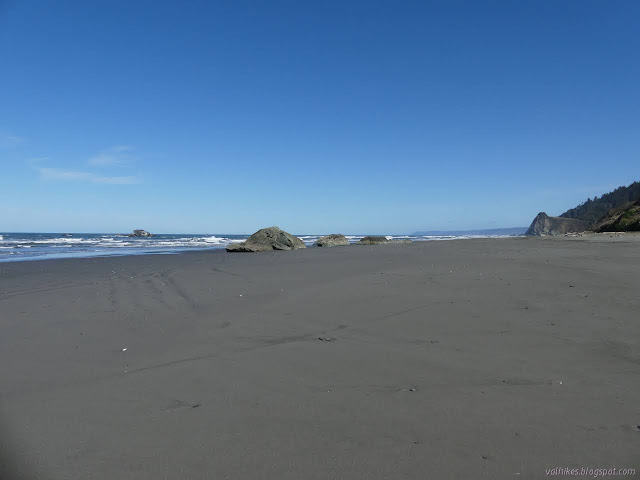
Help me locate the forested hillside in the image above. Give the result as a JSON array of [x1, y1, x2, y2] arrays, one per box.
[[560, 181, 640, 223]]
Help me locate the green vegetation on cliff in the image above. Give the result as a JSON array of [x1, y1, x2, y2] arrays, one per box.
[[592, 200, 640, 232], [560, 181, 640, 223]]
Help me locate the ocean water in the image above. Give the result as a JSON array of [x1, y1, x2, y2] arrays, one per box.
[[0, 232, 516, 262]]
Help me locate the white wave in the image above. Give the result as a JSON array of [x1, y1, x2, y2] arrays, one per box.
[[299, 236, 320, 245], [414, 234, 516, 242], [28, 237, 100, 245], [200, 236, 227, 244], [98, 237, 123, 243], [0, 234, 260, 261], [76, 236, 247, 249], [97, 242, 135, 247]]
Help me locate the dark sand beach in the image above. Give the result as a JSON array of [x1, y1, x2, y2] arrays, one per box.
[[1, 235, 639, 479]]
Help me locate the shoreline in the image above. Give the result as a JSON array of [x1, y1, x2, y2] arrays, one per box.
[[1, 236, 639, 479], [2, 230, 638, 265], [0, 246, 229, 264], [0, 233, 525, 264]]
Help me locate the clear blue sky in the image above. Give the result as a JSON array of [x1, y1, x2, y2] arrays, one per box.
[[1, 1, 638, 234]]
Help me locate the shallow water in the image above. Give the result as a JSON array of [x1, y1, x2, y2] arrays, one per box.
[[0, 232, 515, 262]]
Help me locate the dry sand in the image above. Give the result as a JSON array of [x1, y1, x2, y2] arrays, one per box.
[[1, 235, 639, 479]]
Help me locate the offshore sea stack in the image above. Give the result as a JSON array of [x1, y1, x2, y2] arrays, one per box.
[[129, 229, 153, 237], [525, 213, 590, 236], [314, 234, 350, 247], [226, 226, 306, 252], [358, 235, 389, 245]]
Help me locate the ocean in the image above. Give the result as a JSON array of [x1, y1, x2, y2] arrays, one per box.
[[0, 232, 518, 262]]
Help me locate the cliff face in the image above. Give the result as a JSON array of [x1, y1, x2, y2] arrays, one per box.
[[525, 212, 590, 236], [526, 180, 640, 236], [591, 200, 640, 232]]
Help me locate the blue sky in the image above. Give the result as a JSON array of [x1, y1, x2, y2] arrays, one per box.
[[1, 1, 638, 234]]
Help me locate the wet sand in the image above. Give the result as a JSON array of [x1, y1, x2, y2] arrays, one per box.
[[1, 235, 639, 479]]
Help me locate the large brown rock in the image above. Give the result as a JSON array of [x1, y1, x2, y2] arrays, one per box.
[[314, 234, 350, 247], [525, 213, 590, 236], [358, 235, 389, 245], [226, 226, 306, 252]]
